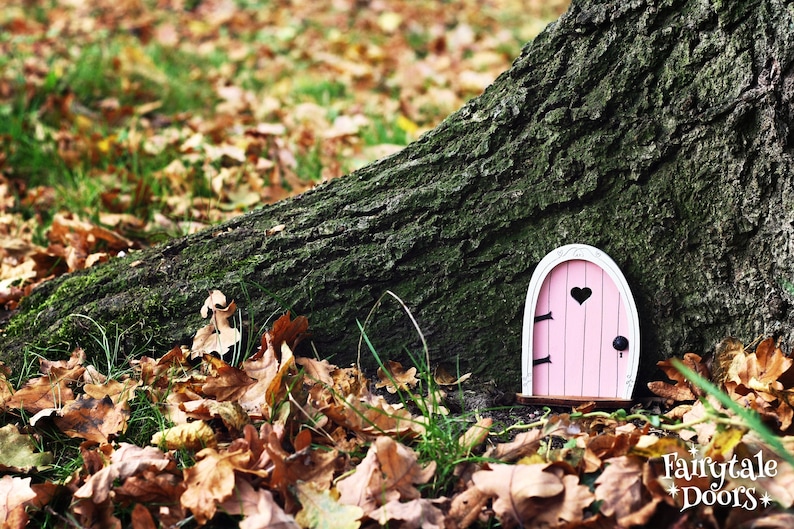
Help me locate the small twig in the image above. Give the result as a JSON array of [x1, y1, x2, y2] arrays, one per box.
[[357, 290, 431, 382], [45, 506, 85, 529], [492, 407, 747, 438], [287, 392, 335, 445]]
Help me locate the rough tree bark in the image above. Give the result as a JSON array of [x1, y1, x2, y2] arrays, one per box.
[[3, 0, 794, 392]]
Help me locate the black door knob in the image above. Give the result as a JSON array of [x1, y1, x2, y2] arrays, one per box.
[[613, 336, 629, 351]]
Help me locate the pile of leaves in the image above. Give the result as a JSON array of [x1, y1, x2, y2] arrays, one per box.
[[0, 0, 569, 311], [1, 292, 794, 528]]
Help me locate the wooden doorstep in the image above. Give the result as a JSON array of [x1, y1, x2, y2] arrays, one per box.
[[515, 394, 634, 409]]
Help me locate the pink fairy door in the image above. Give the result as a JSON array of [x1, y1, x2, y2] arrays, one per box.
[[520, 245, 640, 403]]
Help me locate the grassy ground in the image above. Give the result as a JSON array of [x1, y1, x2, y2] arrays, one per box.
[[0, 0, 569, 311]]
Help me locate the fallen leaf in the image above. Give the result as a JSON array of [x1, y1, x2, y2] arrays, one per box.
[[448, 486, 489, 529], [5, 349, 84, 412], [0, 365, 12, 407], [38, 347, 87, 383], [151, 421, 217, 451], [180, 447, 252, 525], [238, 356, 279, 419], [294, 481, 363, 529], [647, 352, 709, 403], [729, 337, 791, 388], [458, 417, 492, 455], [471, 463, 565, 526], [723, 337, 794, 432], [0, 476, 36, 526], [190, 290, 241, 360], [252, 311, 309, 361], [735, 441, 794, 508], [181, 399, 250, 434], [433, 364, 472, 386], [324, 392, 424, 440], [214, 477, 299, 529], [538, 473, 595, 525], [630, 435, 689, 460], [2, 375, 75, 414], [376, 360, 418, 394], [162, 384, 203, 425], [485, 425, 559, 463], [73, 443, 173, 504], [0, 424, 52, 472], [337, 436, 435, 514], [296, 356, 335, 386], [131, 503, 157, 529], [583, 427, 643, 471], [265, 342, 297, 410], [594, 455, 658, 526], [133, 346, 189, 387], [202, 355, 255, 402], [53, 395, 128, 443], [266, 430, 341, 503], [711, 337, 746, 387], [677, 398, 720, 444], [368, 498, 445, 529], [705, 426, 745, 460], [236, 483, 300, 529], [47, 213, 134, 271], [84, 378, 140, 404], [114, 467, 186, 513]]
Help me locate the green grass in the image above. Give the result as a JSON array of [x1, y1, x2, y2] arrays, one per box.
[[69, 314, 150, 379], [61, 39, 216, 113], [0, 104, 65, 185], [122, 390, 174, 447], [64, 41, 118, 104], [141, 43, 220, 113], [356, 291, 492, 496], [294, 79, 348, 105], [11, 345, 72, 388], [294, 144, 324, 182], [361, 116, 411, 146], [0, 34, 221, 230]]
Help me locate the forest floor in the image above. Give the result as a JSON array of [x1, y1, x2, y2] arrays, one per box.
[[2, 1, 794, 528]]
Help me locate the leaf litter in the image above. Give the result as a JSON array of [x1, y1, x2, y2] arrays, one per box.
[[0, 0, 569, 314], [0, 293, 793, 528]]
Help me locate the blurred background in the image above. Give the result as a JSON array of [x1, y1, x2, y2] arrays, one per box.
[[0, 0, 570, 309]]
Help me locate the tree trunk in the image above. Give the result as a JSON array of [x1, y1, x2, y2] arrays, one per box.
[[3, 0, 794, 393]]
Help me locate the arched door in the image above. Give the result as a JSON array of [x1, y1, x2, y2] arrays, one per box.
[[521, 245, 640, 401]]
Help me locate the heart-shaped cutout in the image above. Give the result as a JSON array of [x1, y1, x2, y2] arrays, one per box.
[[571, 287, 592, 305]]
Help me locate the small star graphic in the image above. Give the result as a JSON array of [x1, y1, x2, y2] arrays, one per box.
[[667, 483, 680, 498], [688, 443, 700, 458], [760, 492, 773, 507]]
